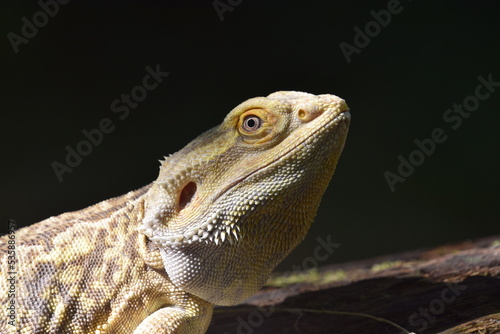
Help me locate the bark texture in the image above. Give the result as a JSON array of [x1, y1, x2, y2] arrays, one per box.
[[208, 236, 500, 334]]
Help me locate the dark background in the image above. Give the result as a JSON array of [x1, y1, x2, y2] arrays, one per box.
[[1, 0, 499, 270]]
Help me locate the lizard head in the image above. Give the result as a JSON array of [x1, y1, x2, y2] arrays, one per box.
[[139, 91, 350, 305]]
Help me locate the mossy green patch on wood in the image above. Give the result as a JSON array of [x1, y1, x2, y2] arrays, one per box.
[[371, 261, 404, 272], [266, 268, 347, 287], [491, 240, 500, 247]]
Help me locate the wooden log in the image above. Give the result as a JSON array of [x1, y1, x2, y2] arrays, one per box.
[[207, 235, 500, 334]]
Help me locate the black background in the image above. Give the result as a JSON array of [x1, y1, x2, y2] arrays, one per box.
[[1, 0, 499, 270]]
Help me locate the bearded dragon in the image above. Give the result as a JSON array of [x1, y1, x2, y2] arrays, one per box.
[[0, 91, 350, 333]]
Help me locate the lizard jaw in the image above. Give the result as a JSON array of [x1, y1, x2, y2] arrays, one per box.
[[146, 208, 240, 247]]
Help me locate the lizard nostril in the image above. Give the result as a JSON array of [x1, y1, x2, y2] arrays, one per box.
[[296, 104, 322, 123], [179, 182, 197, 211], [298, 109, 307, 119]]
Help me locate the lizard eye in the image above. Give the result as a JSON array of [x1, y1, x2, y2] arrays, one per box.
[[237, 108, 277, 144], [241, 115, 262, 132]]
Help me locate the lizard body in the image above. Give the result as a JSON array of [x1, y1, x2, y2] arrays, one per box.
[[1, 91, 350, 333]]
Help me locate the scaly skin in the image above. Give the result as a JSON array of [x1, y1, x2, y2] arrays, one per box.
[[0, 91, 350, 333]]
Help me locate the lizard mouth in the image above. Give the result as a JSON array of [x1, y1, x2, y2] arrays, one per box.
[[215, 107, 351, 201], [150, 107, 350, 248]]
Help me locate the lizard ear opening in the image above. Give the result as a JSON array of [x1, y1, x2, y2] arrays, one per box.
[[179, 181, 197, 211]]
